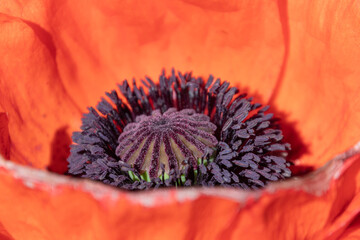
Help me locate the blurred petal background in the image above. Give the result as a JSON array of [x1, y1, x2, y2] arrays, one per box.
[[0, 0, 360, 239]]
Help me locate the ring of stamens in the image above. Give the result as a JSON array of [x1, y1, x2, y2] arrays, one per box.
[[67, 70, 292, 190]]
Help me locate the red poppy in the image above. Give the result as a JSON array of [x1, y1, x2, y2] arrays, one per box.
[[1, 0, 360, 239]]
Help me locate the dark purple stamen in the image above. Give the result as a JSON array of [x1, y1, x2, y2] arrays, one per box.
[[67, 69, 292, 190]]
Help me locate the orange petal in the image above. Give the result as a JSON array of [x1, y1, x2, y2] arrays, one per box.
[[0, 14, 81, 168], [0, 222, 13, 240], [273, 0, 360, 167], [1, 0, 287, 107], [338, 217, 360, 240], [0, 0, 287, 169], [0, 0, 360, 238], [1, 1, 360, 169], [0, 143, 360, 239]]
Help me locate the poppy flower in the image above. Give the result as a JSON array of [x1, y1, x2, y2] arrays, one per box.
[[1, 0, 360, 239]]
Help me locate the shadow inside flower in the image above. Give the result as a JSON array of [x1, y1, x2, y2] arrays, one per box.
[[47, 125, 71, 174], [0, 113, 10, 160]]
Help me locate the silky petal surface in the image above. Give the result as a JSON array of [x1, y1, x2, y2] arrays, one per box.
[[273, 0, 360, 167], [0, 0, 285, 167], [0, 1, 360, 239], [1, 0, 359, 168], [0, 14, 80, 168], [1, 145, 360, 239]]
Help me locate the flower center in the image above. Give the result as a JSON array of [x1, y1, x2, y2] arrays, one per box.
[[115, 108, 218, 178], [67, 70, 292, 190]]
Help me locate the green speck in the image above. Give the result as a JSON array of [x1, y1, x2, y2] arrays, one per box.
[[197, 156, 215, 166], [180, 174, 186, 183], [140, 171, 151, 182], [160, 173, 170, 181], [194, 169, 198, 184], [128, 170, 140, 181]]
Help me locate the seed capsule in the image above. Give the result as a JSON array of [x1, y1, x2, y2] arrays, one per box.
[[116, 108, 218, 178]]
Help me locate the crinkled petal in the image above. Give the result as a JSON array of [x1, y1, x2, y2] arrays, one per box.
[[0, 143, 360, 239], [1, 0, 286, 107], [338, 216, 360, 240], [0, 14, 80, 169], [0, 0, 287, 169], [1, 0, 359, 169], [0, 222, 13, 240], [273, 0, 360, 167], [0, 0, 360, 239]]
